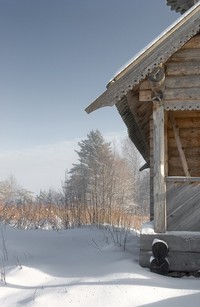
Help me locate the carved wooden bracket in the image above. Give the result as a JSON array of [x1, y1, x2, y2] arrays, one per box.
[[147, 65, 166, 102]]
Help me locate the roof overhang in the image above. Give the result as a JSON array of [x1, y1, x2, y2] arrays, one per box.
[[85, 2, 200, 114]]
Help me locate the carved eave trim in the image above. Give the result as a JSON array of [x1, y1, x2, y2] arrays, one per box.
[[116, 95, 150, 162], [85, 3, 200, 114], [164, 101, 200, 111]]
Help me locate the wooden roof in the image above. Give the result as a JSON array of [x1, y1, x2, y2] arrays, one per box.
[[167, 0, 198, 15], [85, 3, 200, 163]]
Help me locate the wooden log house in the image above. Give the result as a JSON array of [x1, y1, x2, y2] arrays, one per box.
[[85, 3, 200, 273]]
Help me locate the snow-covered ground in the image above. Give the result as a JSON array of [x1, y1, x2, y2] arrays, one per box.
[[0, 224, 200, 307]]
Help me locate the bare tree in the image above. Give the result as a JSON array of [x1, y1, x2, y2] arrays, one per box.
[[121, 138, 150, 215]]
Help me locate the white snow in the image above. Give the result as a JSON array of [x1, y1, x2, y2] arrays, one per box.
[[0, 224, 200, 307]]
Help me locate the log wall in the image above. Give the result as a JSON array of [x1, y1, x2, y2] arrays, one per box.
[[140, 222, 200, 272], [139, 35, 200, 272], [139, 34, 200, 231], [167, 111, 200, 176]]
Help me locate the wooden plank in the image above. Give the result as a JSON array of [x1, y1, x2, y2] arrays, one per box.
[[150, 116, 154, 221], [139, 89, 153, 101], [168, 127, 200, 138], [168, 252, 200, 271], [166, 61, 200, 76], [140, 250, 200, 272], [166, 75, 200, 89], [140, 224, 200, 270], [140, 80, 151, 90], [141, 75, 200, 90], [168, 112, 190, 177], [166, 181, 200, 231], [166, 176, 200, 182], [170, 102, 194, 111], [170, 117, 200, 128], [172, 110, 200, 118], [168, 135, 200, 147], [167, 168, 183, 177], [167, 192, 200, 230], [165, 88, 200, 100], [168, 157, 200, 169], [140, 232, 200, 252], [164, 112, 168, 176], [153, 101, 166, 233], [181, 34, 200, 49], [169, 146, 200, 157], [168, 167, 200, 177], [169, 49, 200, 62], [140, 88, 200, 102]]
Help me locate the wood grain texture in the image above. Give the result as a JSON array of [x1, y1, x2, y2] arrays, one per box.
[[140, 230, 200, 271], [169, 49, 200, 62], [86, 7, 200, 113], [166, 181, 200, 231], [140, 250, 200, 271], [140, 88, 200, 101], [140, 232, 200, 252], [153, 102, 166, 233], [182, 34, 200, 49], [168, 112, 190, 176], [167, 111, 200, 176], [166, 61, 200, 75]]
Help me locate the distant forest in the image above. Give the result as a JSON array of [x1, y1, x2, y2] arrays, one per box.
[[0, 130, 149, 231]]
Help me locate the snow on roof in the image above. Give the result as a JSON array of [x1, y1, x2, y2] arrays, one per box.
[[108, 1, 200, 86], [85, 2, 200, 114]]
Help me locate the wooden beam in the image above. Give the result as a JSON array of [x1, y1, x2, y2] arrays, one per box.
[[153, 100, 166, 233], [166, 62, 200, 76], [140, 75, 200, 90], [140, 87, 200, 102], [166, 75, 200, 89], [165, 176, 200, 182], [182, 34, 200, 49], [165, 88, 200, 100], [164, 112, 168, 177], [169, 49, 200, 62], [168, 112, 191, 177], [85, 6, 200, 114], [150, 116, 154, 222]]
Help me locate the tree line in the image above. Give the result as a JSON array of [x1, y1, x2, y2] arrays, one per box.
[[0, 130, 149, 230]]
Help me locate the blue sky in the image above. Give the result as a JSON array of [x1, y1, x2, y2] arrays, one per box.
[[0, 0, 178, 193]]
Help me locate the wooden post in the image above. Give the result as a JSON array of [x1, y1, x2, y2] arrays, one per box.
[[147, 65, 166, 233], [153, 100, 166, 233]]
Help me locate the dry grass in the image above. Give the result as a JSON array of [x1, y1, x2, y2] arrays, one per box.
[[0, 202, 149, 231]]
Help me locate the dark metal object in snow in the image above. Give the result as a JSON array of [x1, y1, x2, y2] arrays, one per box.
[[150, 239, 169, 276]]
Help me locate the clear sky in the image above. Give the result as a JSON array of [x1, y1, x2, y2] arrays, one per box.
[[0, 0, 178, 194]]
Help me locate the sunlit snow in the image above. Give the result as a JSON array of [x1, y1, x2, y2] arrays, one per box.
[[0, 224, 200, 306]]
